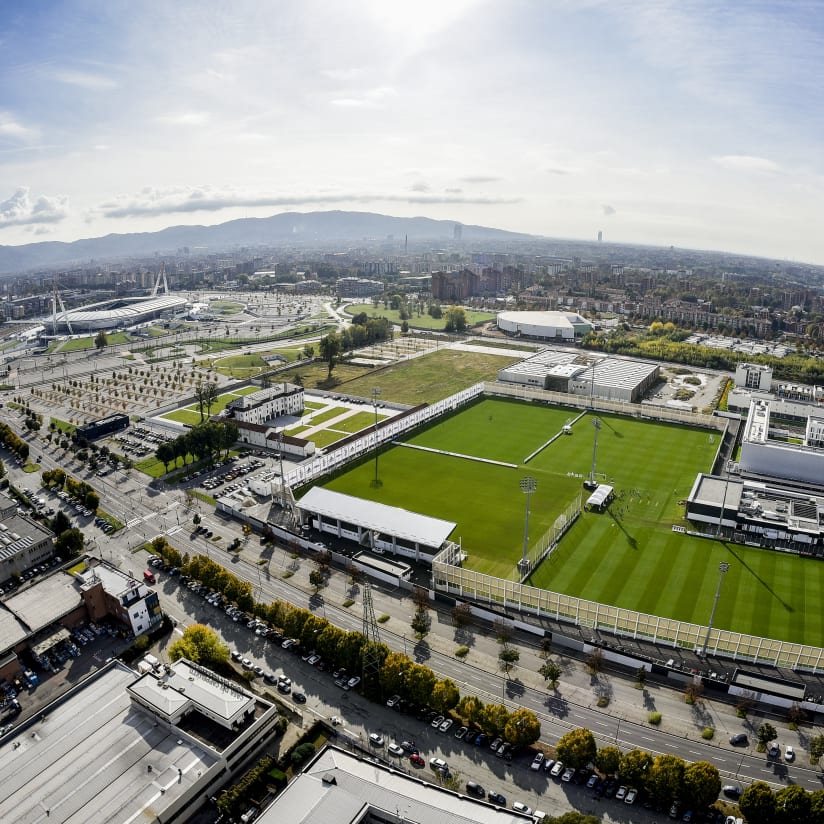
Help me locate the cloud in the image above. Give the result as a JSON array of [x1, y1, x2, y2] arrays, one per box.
[[410, 182, 430, 193], [330, 86, 396, 108], [602, 204, 616, 216], [459, 175, 502, 184], [98, 186, 520, 218], [546, 167, 570, 176], [444, 187, 463, 193], [155, 112, 210, 126], [0, 187, 69, 228], [53, 70, 118, 90], [713, 154, 782, 174], [0, 112, 39, 142]]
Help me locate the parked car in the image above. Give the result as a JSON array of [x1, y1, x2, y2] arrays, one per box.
[[625, 788, 638, 805], [561, 767, 575, 783], [487, 790, 506, 806], [438, 718, 453, 734], [616, 785, 628, 801], [410, 753, 425, 767], [530, 752, 545, 771], [550, 761, 565, 778], [430, 715, 444, 728], [368, 733, 384, 747], [767, 743, 781, 758], [388, 743, 405, 757], [346, 676, 361, 690], [454, 726, 468, 740], [722, 785, 742, 800], [785, 745, 795, 762], [729, 733, 748, 746], [512, 802, 532, 816], [429, 757, 448, 773]]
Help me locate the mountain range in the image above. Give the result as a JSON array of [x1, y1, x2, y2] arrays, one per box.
[[0, 211, 532, 274]]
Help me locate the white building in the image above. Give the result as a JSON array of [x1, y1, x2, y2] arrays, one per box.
[[739, 399, 824, 486], [496, 310, 592, 341], [0, 659, 279, 824], [235, 421, 316, 458], [225, 383, 304, 425], [734, 363, 773, 391]]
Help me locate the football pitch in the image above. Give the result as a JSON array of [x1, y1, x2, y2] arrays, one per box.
[[321, 396, 824, 644]]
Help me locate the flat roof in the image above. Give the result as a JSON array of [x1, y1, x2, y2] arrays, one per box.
[[0, 513, 52, 563], [129, 659, 254, 722], [299, 487, 457, 548], [257, 745, 534, 824], [4, 573, 83, 634], [0, 662, 218, 824]]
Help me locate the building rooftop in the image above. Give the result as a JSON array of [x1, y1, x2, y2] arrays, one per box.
[[257, 745, 535, 824], [298, 487, 457, 549], [3, 572, 82, 634], [0, 513, 52, 564], [0, 661, 219, 824]]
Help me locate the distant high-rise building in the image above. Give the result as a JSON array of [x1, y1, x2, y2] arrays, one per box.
[[597, 230, 603, 243], [454, 223, 463, 241]]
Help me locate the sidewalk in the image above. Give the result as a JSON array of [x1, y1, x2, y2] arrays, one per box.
[[231, 538, 817, 761]]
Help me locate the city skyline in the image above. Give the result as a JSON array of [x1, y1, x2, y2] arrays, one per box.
[[1, 1, 823, 264]]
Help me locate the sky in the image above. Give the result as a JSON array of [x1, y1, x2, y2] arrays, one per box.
[[1, 0, 823, 264]]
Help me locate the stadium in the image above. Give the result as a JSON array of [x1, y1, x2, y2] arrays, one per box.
[[52, 294, 188, 332], [50, 270, 188, 332]]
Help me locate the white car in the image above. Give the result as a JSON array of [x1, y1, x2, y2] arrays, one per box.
[[530, 752, 545, 771], [625, 788, 638, 805], [429, 756, 448, 772], [616, 785, 628, 801], [388, 742, 405, 757], [512, 801, 532, 816], [785, 745, 795, 762], [368, 733, 384, 747]]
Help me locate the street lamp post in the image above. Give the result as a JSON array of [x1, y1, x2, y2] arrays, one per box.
[[370, 387, 382, 488], [588, 417, 601, 488], [519, 476, 537, 574], [699, 562, 730, 658]]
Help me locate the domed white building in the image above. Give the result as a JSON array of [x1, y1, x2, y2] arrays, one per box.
[[496, 310, 592, 341]]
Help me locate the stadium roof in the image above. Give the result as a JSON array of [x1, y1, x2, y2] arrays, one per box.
[[298, 487, 456, 548]]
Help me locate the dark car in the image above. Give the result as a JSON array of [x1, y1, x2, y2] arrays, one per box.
[[466, 781, 485, 798], [722, 785, 742, 800], [487, 790, 506, 806], [729, 733, 748, 746]]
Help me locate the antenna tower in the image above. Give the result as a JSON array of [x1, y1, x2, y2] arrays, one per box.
[[361, 581, 383, 686]]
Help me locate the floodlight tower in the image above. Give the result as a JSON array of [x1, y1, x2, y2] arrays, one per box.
[[699, 562, 730, 658], [361, 581, 383, 688], [588, 417, 601, 488], [370, 387, 382, 488], [519, 476, 537, 574]]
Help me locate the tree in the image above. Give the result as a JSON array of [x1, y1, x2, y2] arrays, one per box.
[[539, 660, 563, 689], [647, 754, 685, 804], [168, 624, 230, 668], [545, 814, 599, 824], [636, 666, 647, 688], [308, 568, 325, 592], [498, 646, 520, 676], [94, 329, 108, 351], [585, 647, 604, 673], [618, 749, 653, 787], [49, 510, 72, 537], [555, 728, 597, 770], [431, 679, 460, 714], [757, 721, 778, 749], [54, 527, 84, 557], [595, 745, 621, 777], [682, 760, 721, 811], [319, 332, 342, 378], [809, 789, 824, 823], [810, 734, 824, 765], [443, 306, 467, 332], [504, 707, 541, 747], [740, 782, 777, 824], [775, 785, 811, 824], [492, 619, 512, 645], [411, 608, 430, 639], [451, 602, 473, 628]]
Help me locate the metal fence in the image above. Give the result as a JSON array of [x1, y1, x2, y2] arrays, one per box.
[[431, 556, 824, 673]]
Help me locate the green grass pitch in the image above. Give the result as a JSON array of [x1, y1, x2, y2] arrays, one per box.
[[320, 396, 823, 644]]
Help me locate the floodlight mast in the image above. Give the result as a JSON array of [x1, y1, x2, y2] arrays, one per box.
[[588, 417, 601, 487], [370, 387, 382, 488], [699, 562, 730, 658], [519, 476, 537, 573]]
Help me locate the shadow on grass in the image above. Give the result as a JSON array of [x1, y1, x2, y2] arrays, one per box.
[[726, 544, 794, 612]]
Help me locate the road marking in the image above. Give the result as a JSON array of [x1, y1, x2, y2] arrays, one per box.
[[126, 518, 141, 528], [640, 736, 655, 742], [167, 526, 183, 536]]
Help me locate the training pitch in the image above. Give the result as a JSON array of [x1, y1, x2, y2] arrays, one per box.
[[322, 397, 824, 644]]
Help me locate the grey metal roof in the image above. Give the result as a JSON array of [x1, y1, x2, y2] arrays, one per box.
[[0, 662, 218, 824], [298, 487, 456, 548], [4, 574, 83, 633], [257, 746, 535, 824]]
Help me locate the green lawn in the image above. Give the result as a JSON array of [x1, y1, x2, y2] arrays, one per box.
[[346, 303, 495, 330], [304, 405, 347, 426], [310, 429, 349, 448], [163, 408, 204, 426], [319, 398, 824, 641], [213, 353, 268, 378], [58, 332, 130, 351], [329, 410, 387, 434]]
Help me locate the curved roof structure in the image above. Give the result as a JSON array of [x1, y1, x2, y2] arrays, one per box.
[[55, 294, 188, 331]]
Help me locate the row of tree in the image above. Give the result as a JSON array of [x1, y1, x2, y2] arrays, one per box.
[[739, 781, 824, 824], [156, 541, 543, 746], [551, 728, 721, 812], [583, 326, 824, 384], [0, 421, 29, 461], [155, 420, 239, 473]]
